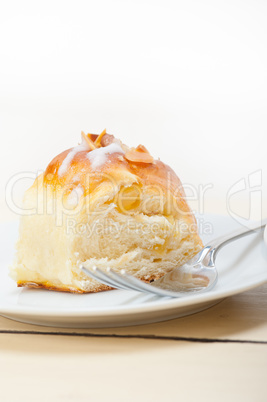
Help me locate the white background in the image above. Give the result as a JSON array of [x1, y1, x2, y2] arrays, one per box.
[[1, 0, 266, 221]]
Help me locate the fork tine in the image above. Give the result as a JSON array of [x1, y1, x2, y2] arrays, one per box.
[[109, 269, 172, 297], [94, 267, 142, 292], [83, 266, 182, 297], [107, 268, 154, 293], [83, 266, 165, 295], [81, 267, 128, 290]]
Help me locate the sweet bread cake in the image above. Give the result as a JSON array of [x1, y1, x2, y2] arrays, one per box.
[[10, 130, 203, 293]]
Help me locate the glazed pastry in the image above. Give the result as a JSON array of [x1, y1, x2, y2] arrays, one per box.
[[10, 130, 203, 293]]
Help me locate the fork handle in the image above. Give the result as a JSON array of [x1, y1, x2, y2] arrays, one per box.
[[207, 217, 267, 254]]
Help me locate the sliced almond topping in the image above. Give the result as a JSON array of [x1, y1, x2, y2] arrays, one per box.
[[135, 144, 150, 154], [87, 133, 98, 142], [81, 131, 96, 150], [94, 129, 107, 147], [81, 130, 154, 165], [124, 148, 154, 164], [100, 133, 115, 147]]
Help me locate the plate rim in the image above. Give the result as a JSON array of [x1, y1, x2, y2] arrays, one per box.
[[0, 276, 266, 318]]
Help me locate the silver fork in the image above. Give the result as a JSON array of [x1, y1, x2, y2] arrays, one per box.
[[81, 219, 267, 298]]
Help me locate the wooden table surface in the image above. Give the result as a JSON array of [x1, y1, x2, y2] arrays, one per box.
[[0, 283, 266, 402]]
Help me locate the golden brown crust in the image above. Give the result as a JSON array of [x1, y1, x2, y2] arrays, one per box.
[[17, 273, 165, 294], [43, 133, 193, 218], [17, 281, 112, 294]]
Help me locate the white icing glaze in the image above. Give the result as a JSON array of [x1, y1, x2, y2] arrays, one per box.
[[58, 136, 90, 177], [67, 184, 84, 206], [87, 143, 124, 169]]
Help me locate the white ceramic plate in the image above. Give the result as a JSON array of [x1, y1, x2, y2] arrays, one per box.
[[0, 214, 266, 328]]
